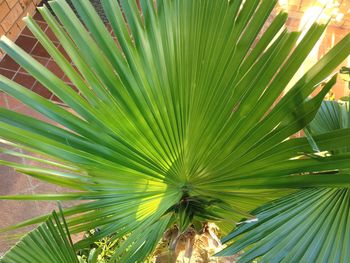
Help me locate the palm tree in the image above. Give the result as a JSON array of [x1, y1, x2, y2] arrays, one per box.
[[1, 0, 350, 262]]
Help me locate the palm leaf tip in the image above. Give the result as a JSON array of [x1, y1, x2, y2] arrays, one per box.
[[1, 0, 350, 261]]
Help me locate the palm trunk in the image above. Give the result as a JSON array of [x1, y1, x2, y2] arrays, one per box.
[[154, 224, 240, 263]]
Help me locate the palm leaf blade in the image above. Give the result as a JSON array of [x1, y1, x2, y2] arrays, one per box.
[[1, 211, 78, 263], [0, 0, 350, 261]]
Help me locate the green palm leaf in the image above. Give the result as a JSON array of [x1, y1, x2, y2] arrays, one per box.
[[0, 210, 78, 263], [309, 100, 350, 153], [220, 101, 350, 262], [218, 188, 350, 262], [0, 0, 350, 261], [309, 100, 350, 134]]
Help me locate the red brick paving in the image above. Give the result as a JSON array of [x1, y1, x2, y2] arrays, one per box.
[[0, 7, 116, 251], [0, 11, 67, 103], [0, 107, 66, 253], [0, 9, 91, 253], [0, 10, 117, 105]]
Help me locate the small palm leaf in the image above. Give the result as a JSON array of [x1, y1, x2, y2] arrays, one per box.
[[309, 100, 350, 153], [0, 210, 78, 263], [0, 0, 350, 261], [309, 100, 350, 134]]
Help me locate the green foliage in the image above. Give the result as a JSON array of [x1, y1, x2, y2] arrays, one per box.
[[0, 0, 350, 261], [77, 230, 122, 263], [0, 210, 78, 263], [218, 188, 350, 262], [220, 100, 350, 262], [309, 100, 349, 135], [76, 230, 154, 263], [309, 100, 350, 153]]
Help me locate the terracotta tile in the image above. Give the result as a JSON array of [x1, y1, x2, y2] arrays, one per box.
[[0, 91, 70, 254], [72, 64, 83, 77], [62, 74, 72, 83], [1, 3, 23, 32], [16, 17, 26, 31], [0, 2, 10, 22], [18, 67, 27, 74], [7, 23, 22, 42], [0, 55, 20, 71], [57, 44, 71, 61], [46, 60, 64, 78], [32, 82, 52, 99], [15, 35, 37, 53], [105, 23, 113, 33], [50, 94, 63, 104], [33, 10, 45, 22], [30, 42, 50, 57], [21, 26, 34, 37], [19, 152, 72, 195], [36, 21, 48, 31], [22, 2, 36, 20], [0, 25, 5, 38], [5, 94, 24, 110], [0, 198, 38, 230], [68, 83, 79, 93], [5, 0, 18, 9], [0, 225, 34, 254], [13, 72, 36, 89], [14, 103, 55, 124], [44, 27, 58, 43], [0, 197, 43, 253], [33, 55, 50, 66], [18, 56, 49, 74], [0, 168, 31, 196], [112, 30, 117, 39], [29, 180, 68, 194], [0, 142, 21, 156], [0, 92, 8, 108], [33, 200, 58, 220], [0, 68, 16, 79]]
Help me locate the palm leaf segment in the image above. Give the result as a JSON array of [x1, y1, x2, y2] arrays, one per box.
[[219, 101, 350, 262], [0, 0, 350, 261], [0, 210, 78, 263], [218, 188, 350, 262], [309, 100, 349, 134]]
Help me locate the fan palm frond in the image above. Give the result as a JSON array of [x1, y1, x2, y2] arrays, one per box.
[[220, 100, 350, 262], [309, 100, 349, 134], [218, 188, 350, 262], [0, 0, 350, 261], [1, 210, 78, 263]]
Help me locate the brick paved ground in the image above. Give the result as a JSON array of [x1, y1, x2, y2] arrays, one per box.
[[0, 8, 91, 254]]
